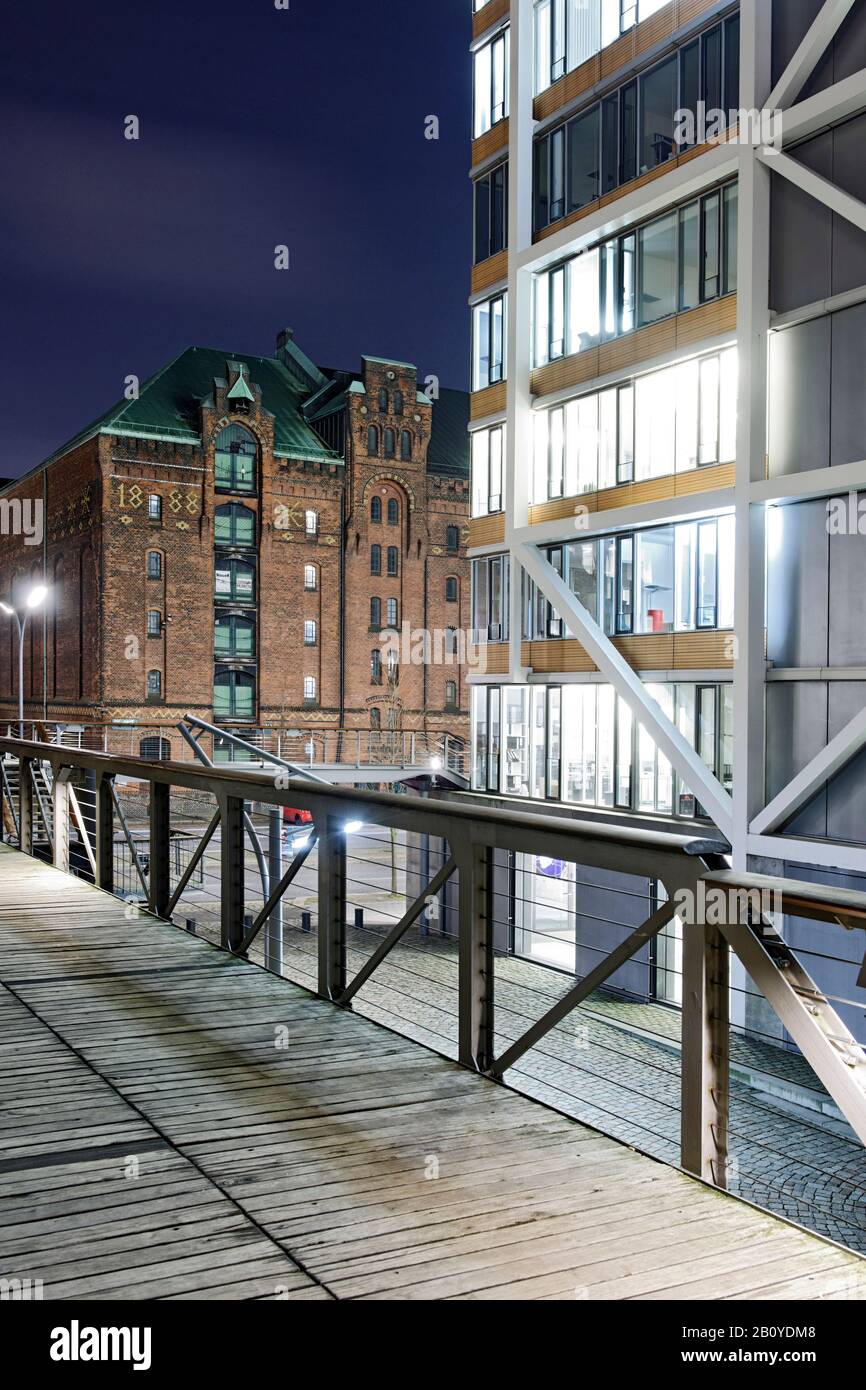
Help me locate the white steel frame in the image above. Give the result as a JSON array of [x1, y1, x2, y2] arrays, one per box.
[[469, 0, 866, 873]]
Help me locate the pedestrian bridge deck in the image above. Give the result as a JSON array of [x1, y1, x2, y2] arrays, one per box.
[[0, 845, 863, 1302]]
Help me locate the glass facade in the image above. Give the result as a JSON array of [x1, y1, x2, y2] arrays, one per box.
[[522, 516, 735, 638], [532, 184, 737, 367], [472, 680, 733, 820], [533, 15, 740, 227], [532, 347, 737, 500]]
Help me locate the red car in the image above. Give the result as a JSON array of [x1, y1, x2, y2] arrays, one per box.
[[282, 806, 313, 826]]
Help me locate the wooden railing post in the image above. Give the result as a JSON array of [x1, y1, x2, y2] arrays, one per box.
[[220, 794, 245, 952], [148, 781, 171, 919], [681, 903, 730, 1187], [18, 756, 32, 855], [95, 773, 114, 893], [53, 768, 70, 872], [318, 816, 346, 1001], [457, 840, 494, 1073]]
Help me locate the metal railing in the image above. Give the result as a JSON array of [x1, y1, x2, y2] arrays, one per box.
[[1, 732, 865, 1225], [2, 721, 467, 777]]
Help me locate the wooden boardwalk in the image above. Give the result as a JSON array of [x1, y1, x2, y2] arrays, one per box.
[[0, 845, 864, 1301]]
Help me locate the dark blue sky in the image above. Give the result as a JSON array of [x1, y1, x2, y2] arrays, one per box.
[[0, 0, 472, 478]]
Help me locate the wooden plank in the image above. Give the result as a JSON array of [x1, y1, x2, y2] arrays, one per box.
[[0, 845, 863, 1301]]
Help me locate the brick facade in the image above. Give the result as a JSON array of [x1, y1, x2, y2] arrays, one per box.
[[0, 340, 470, 762]]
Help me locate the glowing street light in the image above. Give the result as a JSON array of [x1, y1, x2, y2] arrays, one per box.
[[0, 586, 48, 736]]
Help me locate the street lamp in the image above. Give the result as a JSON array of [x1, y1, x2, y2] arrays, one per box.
[[0, 586, 48, 737]]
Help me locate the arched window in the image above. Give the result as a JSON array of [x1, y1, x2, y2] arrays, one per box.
[[445, 576, 458, 603], [214, 667, 256, 719], [305, 509, 318, 536], [215, 612, 255, 659], [304, 619, 317, 646], [147, 610, 162, 637], [214, 555, 256, 603], [383, 428, 396, 458], [370, 544, 382, 575], [387, 546, 398, 577], [386, 597, 398, 628], [445, 680, 457, 709], [215, 503, 255, 547], [445, 627, 458, 656], [303, 676, 317, 703], [370, 707, 381, 730], [367, 425, 379, 456], [147, 551, 162, 579], [378, 388, 389, 413], [146, 670, 162, 701], [394, 390, 404, 416], [139, 736, 171, 761], [215, 423, 256, 493], [304, 564, 317, 591], [148, 494, 162, 522], [446, 524, 459, 553], [387, 498, 399, 526], [386, 649, 399, 682], [371, 649, 382, 684], [400, 430, 412, 461], [370, 596, 382, 629], [370, 496, 382, 522]]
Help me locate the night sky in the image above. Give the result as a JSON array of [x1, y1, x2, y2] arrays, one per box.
[[0, 0, 472, 478]]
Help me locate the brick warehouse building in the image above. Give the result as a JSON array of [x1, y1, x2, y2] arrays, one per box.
[[0, 330, 470, 759]]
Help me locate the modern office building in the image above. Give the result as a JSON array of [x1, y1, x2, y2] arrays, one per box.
[[0, 336, 470, 759], [468, 0, 866, 1023]]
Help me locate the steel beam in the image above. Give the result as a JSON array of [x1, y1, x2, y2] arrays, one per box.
[[148, 781, 171, 919], [681, 917, 730, 1187], [219, 795, 245, 953], [238, 837, 317, 958], [18, 756, 32, 855], [457, 840, 494, 1073], [317, 820, 347, 1002], [752, 457, 866, 505], [52, 769, 70, 873], [760, 147, 866, 235], [340, 855, 458, 1007], [767, 0, 859, 114], [165, 810, 220, 918], [751, 704, 866, 836], [492, 898, 678, 1080], [517, 540, 735, 839], [95, 774, 114, 893], [718, 913, 866, 1149]]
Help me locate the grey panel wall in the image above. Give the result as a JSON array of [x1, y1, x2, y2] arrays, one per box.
[[768, 319, 831, 476], [766, 683, 829, 837], [766, 499, 829, 665], [770, 115, 866, 315]]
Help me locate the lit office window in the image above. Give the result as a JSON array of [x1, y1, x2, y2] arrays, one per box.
[[473, 294, 507, 389], [474, 27, 509, 138], [471, 424, 505, 517]]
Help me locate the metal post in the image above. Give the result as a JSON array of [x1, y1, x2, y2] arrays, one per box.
[[457, 840, 494, 1073], [220, 794, 245, 952], [318, 817, 346, 1001], [681, 911, 730, 1187], [266, 806, 283, 974], [52, 769, 70, 872], [95, 773, 114, 892], [148, 781, 171, 918], [17, 613, 26, 738], [18, 755, 32, 855]]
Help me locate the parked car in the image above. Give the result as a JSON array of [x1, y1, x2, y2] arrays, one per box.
[[282, 805, 313, 826]]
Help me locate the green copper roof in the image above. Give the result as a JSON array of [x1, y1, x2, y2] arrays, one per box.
[[43, 346, 340, 466]]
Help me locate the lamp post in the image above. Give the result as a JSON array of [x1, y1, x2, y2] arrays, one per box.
[[0, 586, 48, 737]]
